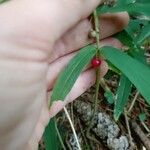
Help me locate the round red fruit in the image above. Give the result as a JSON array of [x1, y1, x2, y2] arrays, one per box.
[[91, 58, 101, 68]]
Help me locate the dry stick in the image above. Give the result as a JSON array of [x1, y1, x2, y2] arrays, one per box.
[[66, 133, 72, 150], [63, 107, 82, 150], [141, 121, 150, 133], [131, 121, 150, 150], [77, 118, 90, 150], [100, 78, 112, 92], [128, 91, 150, 133], [124, 108, 135, 149], [86, 9, 101, 145], [70, 102, 74, 125], [128, 91, 139, 113]]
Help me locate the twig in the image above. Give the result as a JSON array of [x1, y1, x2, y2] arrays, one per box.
[[70, 102, 74, 125], [66, 133, 72, 150], [131, 121, 150, 150], [100, 78, 112, 92], [128, 91, 139, 113], [63, 107, 82, 150], [141, 121, 150, 133], [86, 130, 101, 145], [124, 108, 135, 149], [77, 118, 90, 150]]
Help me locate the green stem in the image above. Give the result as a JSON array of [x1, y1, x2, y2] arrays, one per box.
[[93, 9, 101, 116], [93, 10, 100, 118], [93, 10, 100, 54], [86, 10, 101, 145], [93, 9, 101, 113], [93, 10, 100, 46]]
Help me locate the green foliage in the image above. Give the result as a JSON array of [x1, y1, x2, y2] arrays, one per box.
[[126, 19, 149, 38], [136, 23, 150, 45], [0, 0, 148, 148], [51, 45, 150, 121], [50, 45, 96, 105], [117, 0, 135, 5], [137, 0, 150, 3], [124, 19, 150, 46], [114, 74, 132, 121], [97, 2, 150, 17], [139, 113, 146, 122], [43, 118, 60, 150], [101, 46, 150, 105], [115, 30, 147, 65], [115, 30, 135, 48], [1, 0, 149, 148], [104, 91, 114, 104], [113, 20, 148, 120]]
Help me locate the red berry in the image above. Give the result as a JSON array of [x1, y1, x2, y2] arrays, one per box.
[[91, 58, 101, 68]]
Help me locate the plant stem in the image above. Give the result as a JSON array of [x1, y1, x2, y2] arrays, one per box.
[[54, 119, 67, 150], [93, 10, 100, 53], [93, 10, 101, 113], [92, 10, 101, 119], [63, 107, 82, 150], [141, 121, 150, 133], [86, 10, 101, 144]]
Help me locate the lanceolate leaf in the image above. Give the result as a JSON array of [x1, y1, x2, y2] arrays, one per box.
[[114, 74, 132, 121], [101, 46, 150, 105], [115, 30, 135, 48], [50, 45, 96, 105], [136, 23, 150, 45]]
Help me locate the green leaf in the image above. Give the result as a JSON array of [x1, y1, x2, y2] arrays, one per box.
[[43, 118, 60, 150], [114, 75, 132, 121], [136, 23, 150, 45], [104, 91, 114, 104], [50, 45, 96, 105], [115, 30, 147, 65], [101, 46, 150, 105], [115, 30, 135, 48], [125, 19, 149, 38], [97, 3, 150, 17], [139, 113, 146, 122]]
